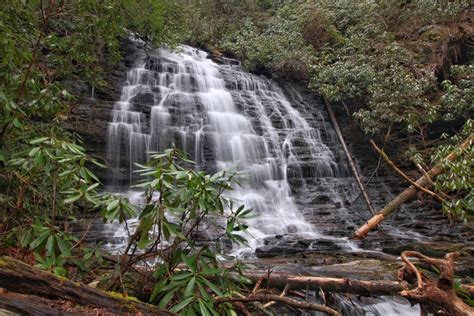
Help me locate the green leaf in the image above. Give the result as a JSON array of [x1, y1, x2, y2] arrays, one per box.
[[28, 147, 40, 157], [150, 279, 167, 302], [30, 229, 50, 250], [30, 137, 49, 145], [198, 299, 212, 316], [86, 183, 99, 192], [170, 296, 194, 313], [63, 194, 82, 204], [107, 199, 120, 211], [0, 151, 6, 163], [184, 276, 196, 298], [181, 253, 197, 272], [53, 266, 66, 277], [170, 272, 193, 281], [56, 236, 71, 256], [158, 288, 177, 308], [199, 276, 223, 296], [45, 234, 55, 256]]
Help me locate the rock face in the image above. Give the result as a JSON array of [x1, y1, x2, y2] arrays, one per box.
[[66, 38, 472, 256], [63, 38, 148, 181]]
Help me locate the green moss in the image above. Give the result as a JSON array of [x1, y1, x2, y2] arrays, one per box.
[[107, 291, 140, 303]]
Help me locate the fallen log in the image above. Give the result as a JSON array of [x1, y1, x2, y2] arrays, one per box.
[[0, 256, 174, 315], [323, 96, 376, 215], [243, 271, 473, 298], [0, 291, 112, 315], [244, 272, 404, 296], [353, 133, 474, 239]]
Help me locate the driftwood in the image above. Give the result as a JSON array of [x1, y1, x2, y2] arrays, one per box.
[[323, 96, 376, 215], [353, 133, 474, 239], [0, 256, 174, 315], [399, 251, 474, 316]]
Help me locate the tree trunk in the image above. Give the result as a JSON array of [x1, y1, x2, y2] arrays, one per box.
[[0, 291, 113, 315], [0, 256, 173, 315], [353, 133, 474, 239], [322, 96, 376, 215]]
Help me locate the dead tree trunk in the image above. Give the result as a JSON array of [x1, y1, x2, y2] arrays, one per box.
[[322, 96, 376, 215], [0, 256, 173, 315], [353, 133, 474, 239]]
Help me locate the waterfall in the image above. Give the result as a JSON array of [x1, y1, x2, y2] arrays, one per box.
[[106, 45, 357, 253], [102, 44, 421, 314]]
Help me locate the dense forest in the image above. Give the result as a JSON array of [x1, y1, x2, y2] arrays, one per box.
[[0, 1, 473, 315]]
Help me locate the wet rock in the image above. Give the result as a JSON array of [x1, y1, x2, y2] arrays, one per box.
[[382, 242, 469, 257], [311, 239, 342, 252], [256, 235, 343, 258], [308, 259, 397, 280]]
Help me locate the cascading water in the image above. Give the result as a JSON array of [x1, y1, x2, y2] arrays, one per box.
[[106, 45, 351, 252], [103, 43, 420, 315]]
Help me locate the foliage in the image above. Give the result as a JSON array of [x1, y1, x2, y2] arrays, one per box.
[[219, 3, 316, 79], [106, 148, 252, 314], [0, 0, 185, 275], [429, 120, 473, 220], [195, 0, 472, 219]]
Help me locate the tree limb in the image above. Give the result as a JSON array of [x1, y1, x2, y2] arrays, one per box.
[[354, 133, 474, 239], [216, 294, 340, 316]]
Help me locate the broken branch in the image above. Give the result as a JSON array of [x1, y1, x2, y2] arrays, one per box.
[[353, 133, 474, 239], [216, 294, 340, 316]]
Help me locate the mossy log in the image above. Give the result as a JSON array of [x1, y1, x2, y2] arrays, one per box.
[[0, 256, 174, 315]]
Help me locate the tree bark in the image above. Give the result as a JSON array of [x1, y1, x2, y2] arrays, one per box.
[[353, 133, 474, 239], [0, 256, 174, 315], [322, 96, 376, 215], [0, 291, 112, 315]]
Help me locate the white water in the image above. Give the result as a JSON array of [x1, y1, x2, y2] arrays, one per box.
[[103, 44, 421, 315], [106, 45, 347, 251]]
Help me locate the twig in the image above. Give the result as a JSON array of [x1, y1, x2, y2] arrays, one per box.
[[251, 276, 264, 295], [263, 284, 289, 308], [370, 140, 446, 204], [71, 215, 98, 250], [216, 294, 340, 316]]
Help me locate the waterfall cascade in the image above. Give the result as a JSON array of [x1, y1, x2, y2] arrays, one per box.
[[102, 44, 421, 315], [106, 45, 356, 251]]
